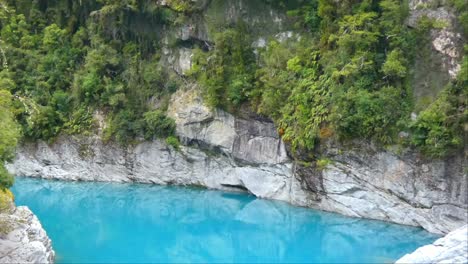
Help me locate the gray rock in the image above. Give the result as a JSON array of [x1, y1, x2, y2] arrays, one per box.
[[7, 135, 299, 205], [303, 143, 468, 234], [167, 88, 289, 164], [396, 225, 468, 263], [0, 206, 55, 263]]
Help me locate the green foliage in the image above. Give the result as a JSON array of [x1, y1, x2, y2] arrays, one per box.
[[408, 53, 467, 157], [0, 0, 463, 160], [191, 23, 256, 110], [331, 86, 407, 144], [0, 0, 179, 144], [382, 49, 407, 78], [254, 40, 295, 119], [165, 136, 180, 150], [449, 0, 468, 36], [316, 158, 332, 170], [164, 0, 193, 12], [0, 90, 20, 189], [143, 110, 176, 140], [0, 189, 14, 213], [64, 107, 95, 135], [189, 0, 419, 154], [104, 109, 143, 144], [0, 165, 14, 191]]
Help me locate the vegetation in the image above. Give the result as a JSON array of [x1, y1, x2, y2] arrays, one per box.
[[0, 0, 464, 169], [0, 0, 180, 146], [408, 50, 467, 157], [192, 0, 414, 153], [0, 189, 13, 212], [0, 90, 19, 189], [191, 0, 467, 158]]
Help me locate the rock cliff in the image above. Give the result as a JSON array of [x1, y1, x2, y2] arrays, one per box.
[[8, 87, 467, 235], [0, 191, 54, 263]]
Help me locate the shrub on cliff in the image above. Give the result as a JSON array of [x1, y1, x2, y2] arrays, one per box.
[[0, 89, 20, 190], [143, 110, 176, 140]]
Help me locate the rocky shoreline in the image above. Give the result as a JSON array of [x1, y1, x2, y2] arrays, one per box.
[[7, 88, 467, 235], [0, 190, 54, 264], [396, 225, 468, 263]]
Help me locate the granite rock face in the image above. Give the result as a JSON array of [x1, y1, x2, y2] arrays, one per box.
[[396, 225, 468, 263], [0, 206, 55, 263]]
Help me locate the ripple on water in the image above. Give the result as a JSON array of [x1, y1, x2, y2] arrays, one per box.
[[12, 177, 439, 263]]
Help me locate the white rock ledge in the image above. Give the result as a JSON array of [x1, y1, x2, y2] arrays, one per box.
[[0, 206, 55, 263], [396, 225, 468, 264]]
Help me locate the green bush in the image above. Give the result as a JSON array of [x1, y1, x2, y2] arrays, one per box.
[[0, 90, 19, 190], [143, 110, 176, 140], [332, 86, 408, 144], [191, 24, 256, 110], [0, 165, 14, 191], [409, 69, 467, 157], [165, 136, 180, 150], [104, 109, 143, 144]]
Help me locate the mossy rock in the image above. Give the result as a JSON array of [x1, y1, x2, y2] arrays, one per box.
[[0, 190, 14, 213], [0, 218, 14, 236]]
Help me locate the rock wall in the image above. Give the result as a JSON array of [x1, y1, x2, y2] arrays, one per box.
[[7, 87, 467, 235], [396, 225, 468, 263], [0, 191, 54, 263], [303, 141, 467, 235], [8, 135, 296, 197]]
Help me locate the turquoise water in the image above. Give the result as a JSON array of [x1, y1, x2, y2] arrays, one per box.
[[12, 177, 438, 263]]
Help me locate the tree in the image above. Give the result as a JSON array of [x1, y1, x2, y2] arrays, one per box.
[[0, 89, 19, 189]]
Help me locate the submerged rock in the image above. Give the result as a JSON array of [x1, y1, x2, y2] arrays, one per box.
[[0, 205, 54, 263], [396, 225, 468, 264]]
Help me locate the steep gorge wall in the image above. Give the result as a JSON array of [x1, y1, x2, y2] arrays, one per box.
[[8, 87, 467, 235]]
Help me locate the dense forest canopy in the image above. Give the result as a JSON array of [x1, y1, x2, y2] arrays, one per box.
[[0, 0, 466, 189]]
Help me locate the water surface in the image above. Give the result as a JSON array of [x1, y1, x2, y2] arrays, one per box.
[[12, 177, 438, 263]]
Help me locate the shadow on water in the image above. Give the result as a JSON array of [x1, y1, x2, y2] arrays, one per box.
[[11, 177, 439, 263]]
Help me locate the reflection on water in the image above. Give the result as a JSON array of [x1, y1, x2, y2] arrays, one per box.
[[12, 177, 438, 263]]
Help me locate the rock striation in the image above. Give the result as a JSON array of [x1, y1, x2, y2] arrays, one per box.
[[306, 142, 467, 235], [0, 194, 54, 264], [396, 225, 468, 263]]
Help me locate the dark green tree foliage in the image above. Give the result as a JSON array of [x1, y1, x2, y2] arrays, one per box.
[[0, 90, 20, 189], [192, 22, 256, 110], [143, 110, 176, 140], [0, 0, 464, 158], [192, 0, 416, 153], [0, 0, 179, 144], [408, 50, 467, 157]]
